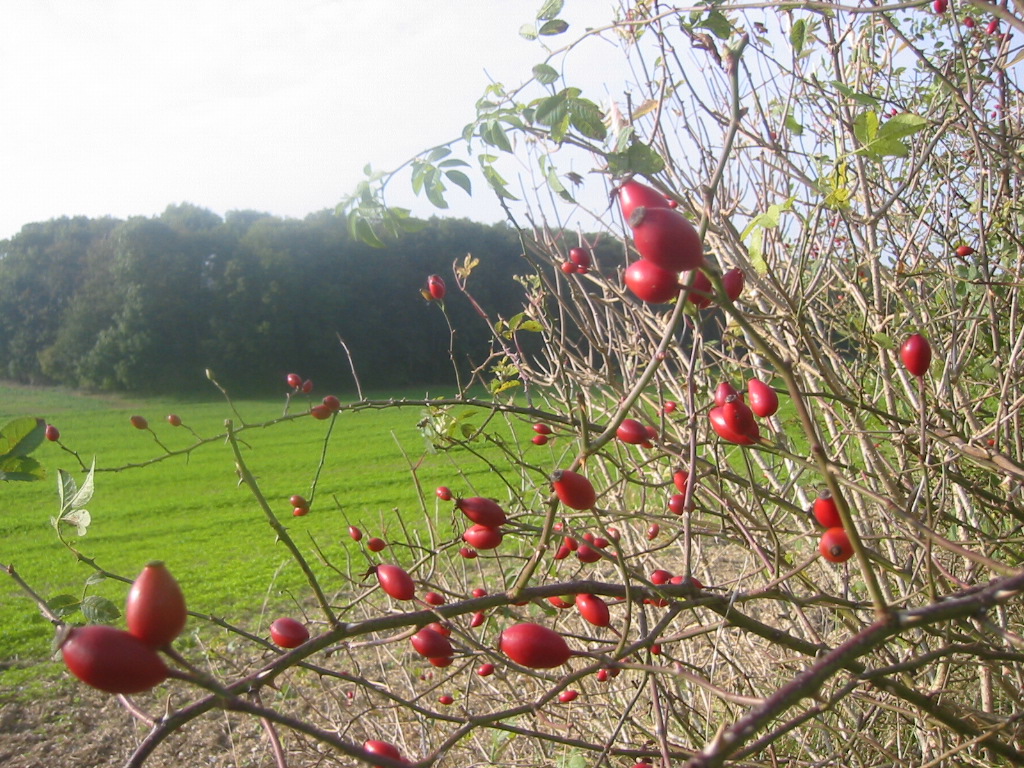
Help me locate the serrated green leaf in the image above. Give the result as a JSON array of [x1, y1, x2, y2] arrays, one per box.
[[747, 228, 767, 274], [537, 0, 563, 20], [58, 468, 76, 513], [697, 10, 732, 39], [538, 19, 569, 35], [481, 121, 513, 153], [877, 113, 927, 140], [85, 572, 107, 586], [535, 91, 569, 127], [853, 110, 879, 146], [81, 595, 120, 624], [0, 455, 44, 482], [861, 137, 909, 158], [784, 113, 804, 135], [490, 380, 522, 395], [47, 594, 80, 619], [517, 320, 544, 332], [543, 164, 575, 202], [0, 417, 45, 460], [568, 97, 607, 140], [519, 23, 538, 40], [425, 178, 449, 209], [533, 63, 560, 85], [437, 158, 470, 168], [445, 170, 472, 195], [790, 19, 806, 55], [480, 163, 519, 200]]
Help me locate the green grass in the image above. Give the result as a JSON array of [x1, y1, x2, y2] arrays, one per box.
[[0, 382, 521, 678]]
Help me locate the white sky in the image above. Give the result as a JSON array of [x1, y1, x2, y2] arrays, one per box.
[[0, 1, 624, 240]]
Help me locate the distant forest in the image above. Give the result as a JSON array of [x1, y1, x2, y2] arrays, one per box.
[[0, 204, 598, 395]]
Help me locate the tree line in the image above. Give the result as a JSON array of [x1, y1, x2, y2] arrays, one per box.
[[0, 205, 563, 395]]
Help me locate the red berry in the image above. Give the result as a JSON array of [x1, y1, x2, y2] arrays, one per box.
[[709, 406, 757, 445], [411, 627, 453, 658], [684, 269, 714, 308], [292, 507, 308, 517], [472, 587, 487, 598], [986, 17, 999, 34], [629, 206, 704, 273], [673, 469, 689, 494], [426, 274, 446, 301], [367, 537, 386, 552], [363, 740, 404, 767], [714, 381, 738, 407], [722, 267, 745, 301], [533, 422, 552, 435], [617, 179, 672, 221], [559, 689, 579, 703], [551, 469, 597, 510], [624, 258, 681, 303], [45, 424, 60, 441], [61, 625, 169, 694], [721, 395, 756, 438], [499, 622, 572, 669], [576, 593, 610, 627], [964, 16, 976, 28], [532, 434, 549, 445], [129, 415, 148, 430], [470, 611, 486, 628], [375, 564, 416, 600], [438, 694, 454, 705], [286, 373, 302, 389], [819, 527, 854, 563], [423, 591, 445, 606], [348, 525, 363, 542], [435, 486, 452, 501], [933, 0, 947, 13], [576, 543, 602, 563], [477, 662, 494, 676], [901, 333, 932, 377], [455, 497, 507, 527], [560, 260, 577, 274], [310, 404, 332, 420], [956, 244, 975, 257], [270, 617, 309, 648], [662, 400, 677, 414], [459, 547, 477, 559], [322, 395, 341, 412], [650, 569, 672, 585], [746, 378, 779, 418], [166, 413, 182, 427], [548, 595, 574, 609], [812, 490, 842, 528], [301, 379, 314, 394], [463, 524, 503, 550], [646, 523, 660, 540], [616, 418, 649, 445], [125, 561, 187, 648], [569, 246, 592, 271], [290, 494, 309, 510], [668, 494, 686, 515]]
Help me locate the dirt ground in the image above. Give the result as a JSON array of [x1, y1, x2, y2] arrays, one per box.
[[0, 683, 308, 768]]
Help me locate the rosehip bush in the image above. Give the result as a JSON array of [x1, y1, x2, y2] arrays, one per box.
[[9, 3, 1024, 767]]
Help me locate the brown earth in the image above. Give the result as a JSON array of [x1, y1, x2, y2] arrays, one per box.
[[0, 684, 307, 768]]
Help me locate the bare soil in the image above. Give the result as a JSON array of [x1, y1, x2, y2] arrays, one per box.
[[0, 683, 292, 768]]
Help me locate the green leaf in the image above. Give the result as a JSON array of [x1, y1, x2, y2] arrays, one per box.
[[784, 113, 804, 135], [0, 455, 44, 482], [0, 417, 45, 460], [538, 19, 569, 35], [747, 228, 767, 275], [481, 121, 513, 153], [426, 147, 451, 163], [535, 91, 569, 127], [46, 594, 80, 619], [62, 508, 91, 537], [853, 111, 879, 146], [81, 595, 120, 624], [519, 23, 538, 40], [480, 163, 519, 200], [697, 10, 732, 39], [790, 19, 806, 56], [69, 460, 96, 511], [351, 215, 387, 248], [58, 468, 76, 513], [445, 170, 472, 195], [567, 97, 607, 140], [877, 113, 927, 140], [85, 572, 107, 586], [872, 332, 895, 349], [532, 63, 560, 85], [536, 0, 564, 20]]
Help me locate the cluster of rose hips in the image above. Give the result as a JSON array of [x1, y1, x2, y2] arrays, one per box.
[[60, 561, 186, 694], [560, 246, 592, 275], [706, 377, 779, 445]]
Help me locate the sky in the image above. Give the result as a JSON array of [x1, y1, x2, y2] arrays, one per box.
[[0, 1, 625, 241]]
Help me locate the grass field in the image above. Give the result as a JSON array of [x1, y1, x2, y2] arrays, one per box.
[[0, 382, 526, 685]]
